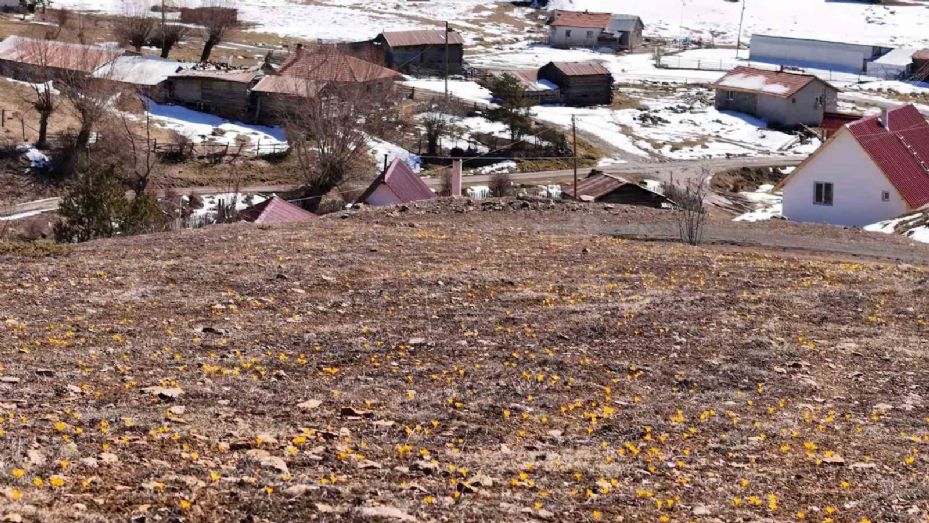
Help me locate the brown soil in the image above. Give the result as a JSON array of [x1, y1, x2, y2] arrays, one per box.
[[0, 199, 927, 522]]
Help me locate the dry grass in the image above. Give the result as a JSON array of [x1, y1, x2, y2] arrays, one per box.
[[0, 202, 927, 522]]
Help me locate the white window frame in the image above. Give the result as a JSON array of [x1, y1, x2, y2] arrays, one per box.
[[814, 182, 834, 206]]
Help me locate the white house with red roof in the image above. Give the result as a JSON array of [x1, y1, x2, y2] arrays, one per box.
[[711, 66, 838, 129], [780, 104, 929, 226]]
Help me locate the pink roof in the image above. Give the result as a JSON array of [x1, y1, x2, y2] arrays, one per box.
[[239, 197, 317, 224], [357, 159, 435, 206], [848, 104, 929, 209]]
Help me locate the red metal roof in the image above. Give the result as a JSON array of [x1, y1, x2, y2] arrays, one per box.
[[239, 197, 317, 224], [380, 29, 464, 48], [710, 66, 834, 99], [848, 104, 929, 209], [546, 10, 612, 29], [821, 111, 862, 133], [547, 61, 611, 77], [357, 159, 435, 206], [278, 47, 402, 82]]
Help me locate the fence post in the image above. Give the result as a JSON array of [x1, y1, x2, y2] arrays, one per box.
[[21, 118, 25, 140], [1, 109, 5, 128], [256, 138, 260, 159]]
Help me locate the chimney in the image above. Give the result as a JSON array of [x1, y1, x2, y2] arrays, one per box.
[[450, 159, 462, 197], [879, 108, 889, 130]]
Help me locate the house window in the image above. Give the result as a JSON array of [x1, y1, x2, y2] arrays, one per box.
[[882, 191, 890, 201], [587, 30, 594, 38], [814, 182, 834, 206], [565, 29, 572, 37], [726, 91, 735, 101], [791, 97, 797, 104]]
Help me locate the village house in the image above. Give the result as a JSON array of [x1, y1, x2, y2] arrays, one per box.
[[563, 173, 671, 207], [238, 196, 317, 224], [711, 66, 839, 129], [484, 69, 561, 105], [251, 45, 402, 124], [538, 61, 613, 106], [911, 49, 929, 80], [545, 10, 643, 52], [356, 158, 436, 207], [166, 67, 261, 121], [0, 35, 121, 82], [93, 55, 194, 102], [373, 29, 464, 75], [780, 104, 929, 227], [748, 34, 891, 73]]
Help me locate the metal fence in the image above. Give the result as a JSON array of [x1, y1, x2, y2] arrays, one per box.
[[656, 55, 871, 83]]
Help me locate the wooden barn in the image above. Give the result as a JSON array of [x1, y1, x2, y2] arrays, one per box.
[[563, 173, 671, 207], [251, 45, 401, 124], [0, 35, 121, 82], [374, 29, 464, 75], [166, 67, 260, 121], [485, 69, 561, 105], [537, 61, 613, 106]]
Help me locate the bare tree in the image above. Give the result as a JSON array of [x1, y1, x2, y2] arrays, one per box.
[[197, 1, 237, 63], [20, 39, 60, 149], [489, 170, 512, 197], [280, 47, 403, 211], [114, 14, 156, 52], [158, 24, 188, 59], [665, 168, 710, 246], [420, 101, 460, 157]]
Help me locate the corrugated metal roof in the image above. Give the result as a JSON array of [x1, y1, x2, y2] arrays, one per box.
[[278, 47, 402, 82], [357, 159, 436, 206], [914, 49, 929, 61], [548, 61, 611, 77], [710, 66, 832, 99], [546, 10, 612, 29], [821, 111, 862, 132], [605, 14, 643, 33], [848, 104, 929, 209], [380, 29, 464, 48], [239, 197, 317, 224], [563, 173, 670, 203], [170, 68, 259, 83], [252, 75, 321, 97], [94, 55, 193, 86], [0, 35, 121, 74]]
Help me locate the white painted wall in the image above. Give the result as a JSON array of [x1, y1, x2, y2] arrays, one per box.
[[0, 0, 20, 6], [364, 184, 402, 207], [750, 35, 877, 72], [549, 26, 600, 48], [783, 130, 909, 226]]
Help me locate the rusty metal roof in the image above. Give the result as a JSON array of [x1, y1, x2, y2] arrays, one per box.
[[278, 47, 402, 82], [380, 29, 464, 48], [546, 10, 612, 29], [0, 35, 121, 74], [252, 75, 321, 97], [170, 68, 259, 83], [547, 61, 611, 77], [239, 197, 317, 224], [564, 173, 668, 203]]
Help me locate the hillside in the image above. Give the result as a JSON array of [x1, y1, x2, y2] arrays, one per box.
[[1, 200, 928, 522]]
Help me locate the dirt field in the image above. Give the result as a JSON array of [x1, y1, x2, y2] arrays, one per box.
[[0, 200, 928, 522]]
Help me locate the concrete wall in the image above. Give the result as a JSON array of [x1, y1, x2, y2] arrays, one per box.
[[750, 35, 881, 72], [549, 26, 601, 48], [782, 130, 908, 226]]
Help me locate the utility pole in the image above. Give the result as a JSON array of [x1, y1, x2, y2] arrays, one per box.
[[444, 21, 450, 100], [572, 115, 578, 199], [735, 0, 746, 59], [161, 0, 167, 55]]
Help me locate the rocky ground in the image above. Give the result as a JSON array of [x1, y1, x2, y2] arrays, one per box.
[[0, 200, 927, 522]]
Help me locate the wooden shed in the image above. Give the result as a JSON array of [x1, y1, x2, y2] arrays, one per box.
[[537, 61, 613, 106], [563, 173, 671, 207], [374, 29, 464, 75], [167, 67, 259, 121], [485, 69, 561, 105], [93, 55, 194, 102]]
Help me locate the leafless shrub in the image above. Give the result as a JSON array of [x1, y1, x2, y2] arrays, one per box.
[[664, 169, 709, 246], [156, 24, 188, 59], [437, 168, 453, 197], [489, 171, 512, 197], [280, 46, 403, 211]]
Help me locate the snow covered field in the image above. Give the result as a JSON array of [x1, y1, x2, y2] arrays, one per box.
[[145, 101, 286, 146], [52, 0, 929, 51], [533, 86, 819, 162], [865, 213, 929, 244]]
